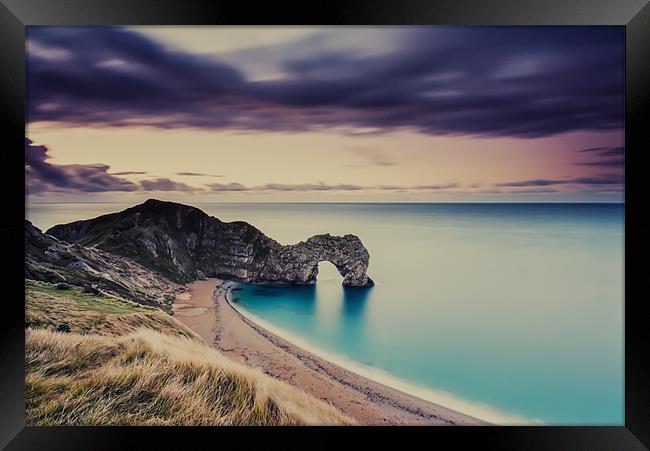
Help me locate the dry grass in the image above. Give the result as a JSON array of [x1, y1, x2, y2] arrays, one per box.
[[26, 281, 197, 340], [26, 328, 352, 425], [25, 281, 353, 426]]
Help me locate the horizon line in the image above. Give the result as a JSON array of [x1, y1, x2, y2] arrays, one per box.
[[26, 200, 625, 205]]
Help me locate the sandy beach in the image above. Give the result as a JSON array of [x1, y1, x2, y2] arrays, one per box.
[[174, 279, 485, 425]]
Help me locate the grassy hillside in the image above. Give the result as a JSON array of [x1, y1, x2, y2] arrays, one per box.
[[26, 220, 184, 313], [26, 281, 194, 339], [25, 282, 352, 426]]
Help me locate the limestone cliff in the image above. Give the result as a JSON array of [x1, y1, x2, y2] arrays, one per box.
[[47, 199, 374, 287]]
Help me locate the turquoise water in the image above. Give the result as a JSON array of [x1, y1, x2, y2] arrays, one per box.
[[28, 202, 624, 424]]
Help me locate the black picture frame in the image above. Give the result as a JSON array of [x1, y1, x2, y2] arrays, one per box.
[[2, 0, 648, 449]]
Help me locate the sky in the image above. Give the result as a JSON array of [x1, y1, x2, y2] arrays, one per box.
[[25, 26, 624, 203]]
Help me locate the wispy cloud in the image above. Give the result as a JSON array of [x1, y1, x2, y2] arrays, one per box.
[[409, 183, 459, 190], [495, 174, 623, 188], [346, 147, 397, 167], [578, 146, 624, 156], [109, 170, 148, 176], [176, 172, 224, 177], [140, 178, 199, 192], [575, 146, 624, 169], [509, 188, 561, 194], [576, 158, 625, 168], [206, 182, 249, 192], [207, 181, 458, 192]]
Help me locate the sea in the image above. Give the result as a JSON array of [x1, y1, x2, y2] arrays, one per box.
[[27, 202, 624, 425]]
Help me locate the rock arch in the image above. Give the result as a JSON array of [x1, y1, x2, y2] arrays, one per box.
[[268, 234, 374, 287]]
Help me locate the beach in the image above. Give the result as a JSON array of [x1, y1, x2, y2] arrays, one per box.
[[174, 279, 485, 425]]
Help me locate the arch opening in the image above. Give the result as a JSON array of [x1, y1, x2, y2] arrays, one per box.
[[314, 260, 345, 283]]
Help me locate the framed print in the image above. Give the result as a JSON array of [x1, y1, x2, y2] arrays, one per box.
[[2, 0, 649, 449]]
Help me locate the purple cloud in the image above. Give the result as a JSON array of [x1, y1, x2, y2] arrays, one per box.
[[496, 174, 623, 188], [26, 138, 140, 194], [575, 146, 624, 169], [207, 182, 249, 192], [578, 146, 624, 156], [27, 27, 623, 138], [510, 188, 561, 194], [26, 139, 199, 195], [140, 178, 199, 192], [176, 172, 223, 177], [576, 158, 625, 168], [207, 181, 458, 192], [109, 170, 148, 175]]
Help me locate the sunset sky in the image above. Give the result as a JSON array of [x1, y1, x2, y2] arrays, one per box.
[[26, 26, 624, 203]]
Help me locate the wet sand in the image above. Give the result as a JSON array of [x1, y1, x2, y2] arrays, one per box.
[[174, 279, 486, 425]]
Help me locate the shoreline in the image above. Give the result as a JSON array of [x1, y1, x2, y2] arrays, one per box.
[[174, 279, 488, 425]]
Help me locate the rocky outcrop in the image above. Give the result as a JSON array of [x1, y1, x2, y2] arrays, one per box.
[[261, 234, 373, 287], [26, 220, 184, 312], [47, 199, 374, 287]]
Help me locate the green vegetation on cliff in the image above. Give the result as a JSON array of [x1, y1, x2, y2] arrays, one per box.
[[46, 199, 374, 287]]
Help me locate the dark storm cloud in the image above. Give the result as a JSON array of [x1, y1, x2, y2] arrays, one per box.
[[495, 174, 623, 188], [26, 138, 199, 194], [27, 27, 623, 138], [26, 138, 140, 194], [25, 138, 67, 186]]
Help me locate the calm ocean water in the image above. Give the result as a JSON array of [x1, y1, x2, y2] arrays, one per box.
[[27, 202, 624, 424]]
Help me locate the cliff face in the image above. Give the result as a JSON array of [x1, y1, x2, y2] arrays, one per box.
[[47, 199, 374, 287], [25, 220, 183, 312]]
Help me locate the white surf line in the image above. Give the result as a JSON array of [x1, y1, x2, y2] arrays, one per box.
[[223, 282, 541, 425]]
